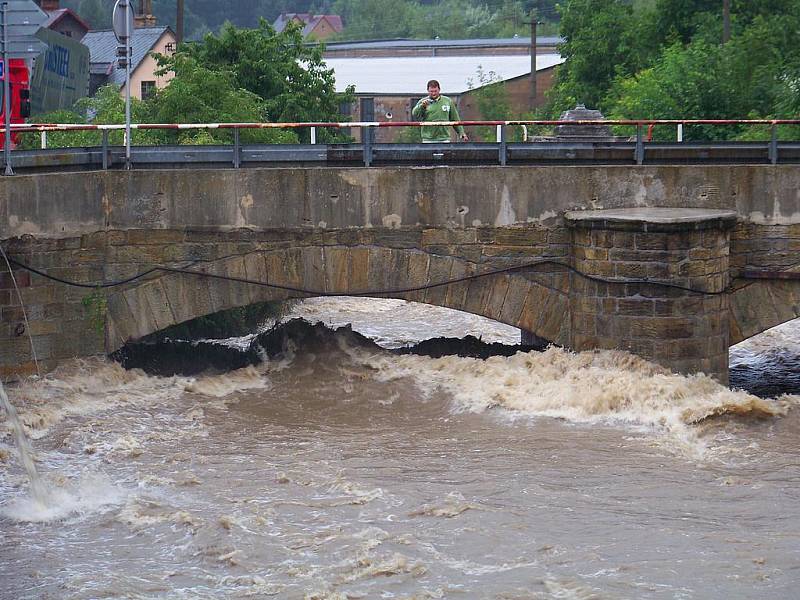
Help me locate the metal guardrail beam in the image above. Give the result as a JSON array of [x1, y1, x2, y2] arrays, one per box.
[[4, 141, 800, 172], [4, 119, 800, 134], [3, 120, 799, 173]]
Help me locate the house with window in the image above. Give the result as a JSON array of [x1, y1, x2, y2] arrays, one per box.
[[82, 26, 177, 100], [273, 13, 343, 41], [40, 4, 90, 40]]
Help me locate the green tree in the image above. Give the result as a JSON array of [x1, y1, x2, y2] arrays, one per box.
[[172, 20, 353, 140], [603, 9, 800, 140], [19, 85, 156, 149], [76, 0, 111, 29], [20, 21, 352, 147], [466, 66, 513, 141], [150, 54, 296, 144], [548, 0, 800, 139], [550, 0, 652, 111], [332, 0, 419, 39], [650, 0, 800, 45], [604, 42, 743, 140]]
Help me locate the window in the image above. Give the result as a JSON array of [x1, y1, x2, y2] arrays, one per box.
[[164, 42, 176, 54], [140, 80, 156, 100]]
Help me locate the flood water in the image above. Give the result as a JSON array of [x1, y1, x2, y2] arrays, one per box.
[[1, 298, 799, 599]]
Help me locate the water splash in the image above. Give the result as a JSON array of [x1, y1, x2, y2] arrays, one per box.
[[361, 346, 790, 457], [0, 380, 46, 503]]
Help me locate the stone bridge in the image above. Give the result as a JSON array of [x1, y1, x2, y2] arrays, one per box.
[[1, 165, 799, 384]]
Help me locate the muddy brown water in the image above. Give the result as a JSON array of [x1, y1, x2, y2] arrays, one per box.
[[1, 298, 799, 599]]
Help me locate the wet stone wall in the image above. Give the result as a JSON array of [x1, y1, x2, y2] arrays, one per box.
[[1, 215, 799, 384], [728, 223, 800, 344], [0, 225, 570, 380], [567, 216, 734, 383]]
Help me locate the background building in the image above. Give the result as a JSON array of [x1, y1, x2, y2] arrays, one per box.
[[83, 26, 176, 100], [273, 13, 344, 41], [323, 39, 564, 141], [41, 4, 90, 40], [323, 36, 561, 58]]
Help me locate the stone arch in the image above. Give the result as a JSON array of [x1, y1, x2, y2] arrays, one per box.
[[104, 245, 569, 352], [730, 280, 800, 344]]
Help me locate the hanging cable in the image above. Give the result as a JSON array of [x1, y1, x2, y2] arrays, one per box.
[[2, 252, 756, 297], [0, 246, 40, 377]]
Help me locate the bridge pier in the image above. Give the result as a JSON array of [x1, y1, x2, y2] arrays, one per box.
[[565, 208, 738, 384], [520, 329, 551, 348]]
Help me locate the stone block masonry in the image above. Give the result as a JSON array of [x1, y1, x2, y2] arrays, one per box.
[[0, 224, 570, 381], [566, 208, 737, 384], [2, 165, 800, 382]]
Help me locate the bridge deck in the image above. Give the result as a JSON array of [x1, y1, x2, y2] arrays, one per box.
[[6, 141, 800, 173]]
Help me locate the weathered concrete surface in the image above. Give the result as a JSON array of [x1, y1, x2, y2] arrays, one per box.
[[565, 207, 739, 228], [2, 165, 800, 238], [1, 166, 800, 382]]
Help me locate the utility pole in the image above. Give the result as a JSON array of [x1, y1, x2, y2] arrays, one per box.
[[529, 9, 537, 111], [2, 2, 12, 175], [176, 0, 184, 44], [722, 0, 731, 42], [113, 0, 133, 169]]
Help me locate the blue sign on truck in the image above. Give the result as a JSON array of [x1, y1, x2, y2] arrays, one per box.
[[29, 28, 89, 114]]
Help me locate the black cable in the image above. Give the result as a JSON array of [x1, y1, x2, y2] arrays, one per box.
[[3, 253, 754, 297]]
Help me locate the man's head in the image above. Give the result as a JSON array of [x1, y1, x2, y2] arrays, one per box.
[[427, 80, 441, 100]]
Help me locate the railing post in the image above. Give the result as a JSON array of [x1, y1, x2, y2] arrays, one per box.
[[677, 123, 683, 142], [499, 124, 507, 166], [360, 97, 375, 167], [40, 131, 47, 149], [635, 124, 644, 165], [363, 125, 372, 167], [102, 130, 109, 170], [769, 124, 778, 165], [495, 124, 502, 142], [310, 126, 316, 145], [233, 128, 241, 169]]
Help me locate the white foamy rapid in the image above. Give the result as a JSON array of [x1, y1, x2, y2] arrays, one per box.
[[731, 318, 800, 361], [0, 360, 276, 523], [0, 359, 274, 441], [361, 345, 790, 454], [2, 471, 125, 523], [289, 297, 521, 347]]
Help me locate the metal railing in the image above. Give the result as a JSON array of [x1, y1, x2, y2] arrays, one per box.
[[2, 119, 800, 173]]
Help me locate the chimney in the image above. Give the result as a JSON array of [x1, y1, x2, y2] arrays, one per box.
[[134, 0, 156, 27], [38, 0, 59, 11]]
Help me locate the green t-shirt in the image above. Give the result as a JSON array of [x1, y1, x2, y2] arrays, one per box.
[[411, 94, 466, 142]]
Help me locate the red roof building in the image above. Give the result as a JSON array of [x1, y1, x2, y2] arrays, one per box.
[[37, 1, 90, 40], [273, 13, 343, 41]]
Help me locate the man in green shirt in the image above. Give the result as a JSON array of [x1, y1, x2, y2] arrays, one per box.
[[411, 80, 469, 143]]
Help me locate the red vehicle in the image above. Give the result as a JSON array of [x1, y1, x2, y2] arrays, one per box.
[[0, 59, 31, 149]]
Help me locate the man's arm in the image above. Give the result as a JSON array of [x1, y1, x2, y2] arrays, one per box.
[[412, 98, 428, 120], [450, 102, 467, 139]]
